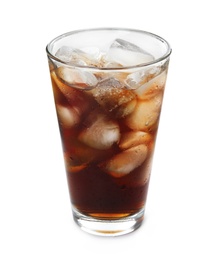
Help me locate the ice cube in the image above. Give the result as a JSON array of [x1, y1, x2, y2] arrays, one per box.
[[97, 77, 124, 88], [104, 61, 123, 68], [114, 155, 153, 187], [78, 112, 120, 150], [79, 47, 106, 67], [56, 67, 98, 90], [89, 78, 137, 117], [64, 139, 114, 169], [135, 70, 167, 100], [124, 95, 163, 131], [55, 46, 84, 64], [80, 47, 102, 61], [55, 46, 91, 66], [105, 39, 154, 67], [56, 46, 105, 67], [51, 70, 91, 120], [119, 131, 152, 150], [114, 99, 137, 118], [56, 105, 80, 128], [101, 144, 148, 177], [51, 70, 78, 103], [125, 69, 153, 89]]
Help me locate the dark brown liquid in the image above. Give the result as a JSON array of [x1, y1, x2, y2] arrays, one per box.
[[50, 66, 163, 219], [67, 165, 150, 219]]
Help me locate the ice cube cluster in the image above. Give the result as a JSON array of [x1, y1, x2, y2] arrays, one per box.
[[50, 38, 168, 179], [55, 38, 154, 69]]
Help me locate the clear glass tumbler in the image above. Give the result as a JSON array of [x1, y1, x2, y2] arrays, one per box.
[[46, 28, 171, 236]]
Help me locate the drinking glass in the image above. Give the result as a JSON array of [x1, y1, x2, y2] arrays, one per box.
[[46, 28, 171, 236]]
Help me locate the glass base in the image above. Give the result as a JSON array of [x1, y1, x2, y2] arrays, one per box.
[[72, 207, 145, 236]]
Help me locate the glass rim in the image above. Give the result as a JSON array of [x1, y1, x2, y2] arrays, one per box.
[[46, 27, 172, 71]]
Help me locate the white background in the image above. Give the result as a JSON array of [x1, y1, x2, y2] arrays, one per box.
[[1, 0, 216, 259]]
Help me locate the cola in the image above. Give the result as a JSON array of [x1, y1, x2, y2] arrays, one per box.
[[46, 28, 171, 235], [49, 60, 168, 219]]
